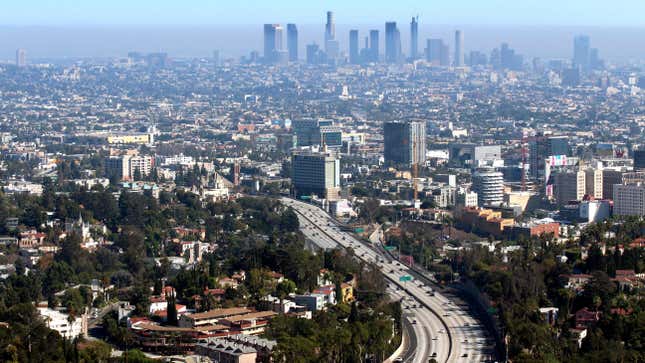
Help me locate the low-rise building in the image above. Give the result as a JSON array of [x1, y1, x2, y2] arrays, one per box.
[[179, 308, 252, 329], [38, 307, 87, 339]]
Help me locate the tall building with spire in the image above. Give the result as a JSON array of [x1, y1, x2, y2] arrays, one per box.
[[325, 11, 335, 44], [324, 11, 339, 60]]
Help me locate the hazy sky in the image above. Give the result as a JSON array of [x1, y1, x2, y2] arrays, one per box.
[[3, 0, 645, 27]]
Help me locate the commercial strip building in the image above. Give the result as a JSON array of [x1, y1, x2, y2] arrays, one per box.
[[456, 207, 560, 240], [129, 307, 277, 355]]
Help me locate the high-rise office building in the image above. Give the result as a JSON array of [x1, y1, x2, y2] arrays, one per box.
[[613, 182, 645, 217], [410, 17, 419, 60], [16, 48, 26, 67], [369, 30, 380, 62], [324, 11, 339, 60], [454, 30, 464, 67], [573, 35, 591, 72], [529, 134, 570, 179], [584, 168, 603, 199], [498, 42, 523, 70], [468, 51, 487, 66], [602, 169, 624, 200], [212, 50, 221, 67], [349, 30, 360, 64], [325, 11, 335, 44], [552, 170, 586, 204], [293, 119, 342, 148], [472, 168, 505, 206], [634, 149, 645, 171], [264, 24, 283, 64], [306, 43, 326, 65], [589, 48, 603, 70], [383, 121, 426, 166], [385, 22, 401, 64], [292, 149, 341, 200], [287, 24, 298, 62], [426, 39, 449, 66]]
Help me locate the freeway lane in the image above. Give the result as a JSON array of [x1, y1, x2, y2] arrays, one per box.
[[289, 198, 450, 362], [283, 197, 494, 362]]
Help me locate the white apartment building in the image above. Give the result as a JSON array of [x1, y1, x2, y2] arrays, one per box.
[[105, 155, 154, 181], [38, 307, 87, 339]]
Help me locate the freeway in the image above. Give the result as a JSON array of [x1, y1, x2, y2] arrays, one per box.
[[282, 197, 494, 363]]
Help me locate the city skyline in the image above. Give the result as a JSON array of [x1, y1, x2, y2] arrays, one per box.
[[2, 23, 645, 63]]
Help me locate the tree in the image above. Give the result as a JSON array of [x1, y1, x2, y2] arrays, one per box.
[[129, 284, 151, 316], [279, 208, 299, 232], [62, 288, 86, 319], [79, 340, 111, 363], [166, 291, 178, 326], [275, 279, 296, 309]]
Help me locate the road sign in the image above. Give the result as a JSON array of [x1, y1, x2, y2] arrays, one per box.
[[399, 275, 413, 282], [384, 246, 396, 251]]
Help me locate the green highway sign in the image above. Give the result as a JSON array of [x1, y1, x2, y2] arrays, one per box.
[[399, 275, 413, 282], [384, 246, 396, 251]]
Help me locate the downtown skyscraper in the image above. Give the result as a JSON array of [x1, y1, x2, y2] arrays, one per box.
[[410, 17, 419, 60], [324, 11, 339, 59], [325, 11, 335, 45], [349, 30, 360, 64], [369, 30, 380, 62], [573, 35, 591, 72], [287, 24, 298, 62], [454, 30, 464, 67], [263, 24, 284, 64], [385, 22, 402, 64], [15, 48, 26, 67], [426, 39, 449, 66]]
